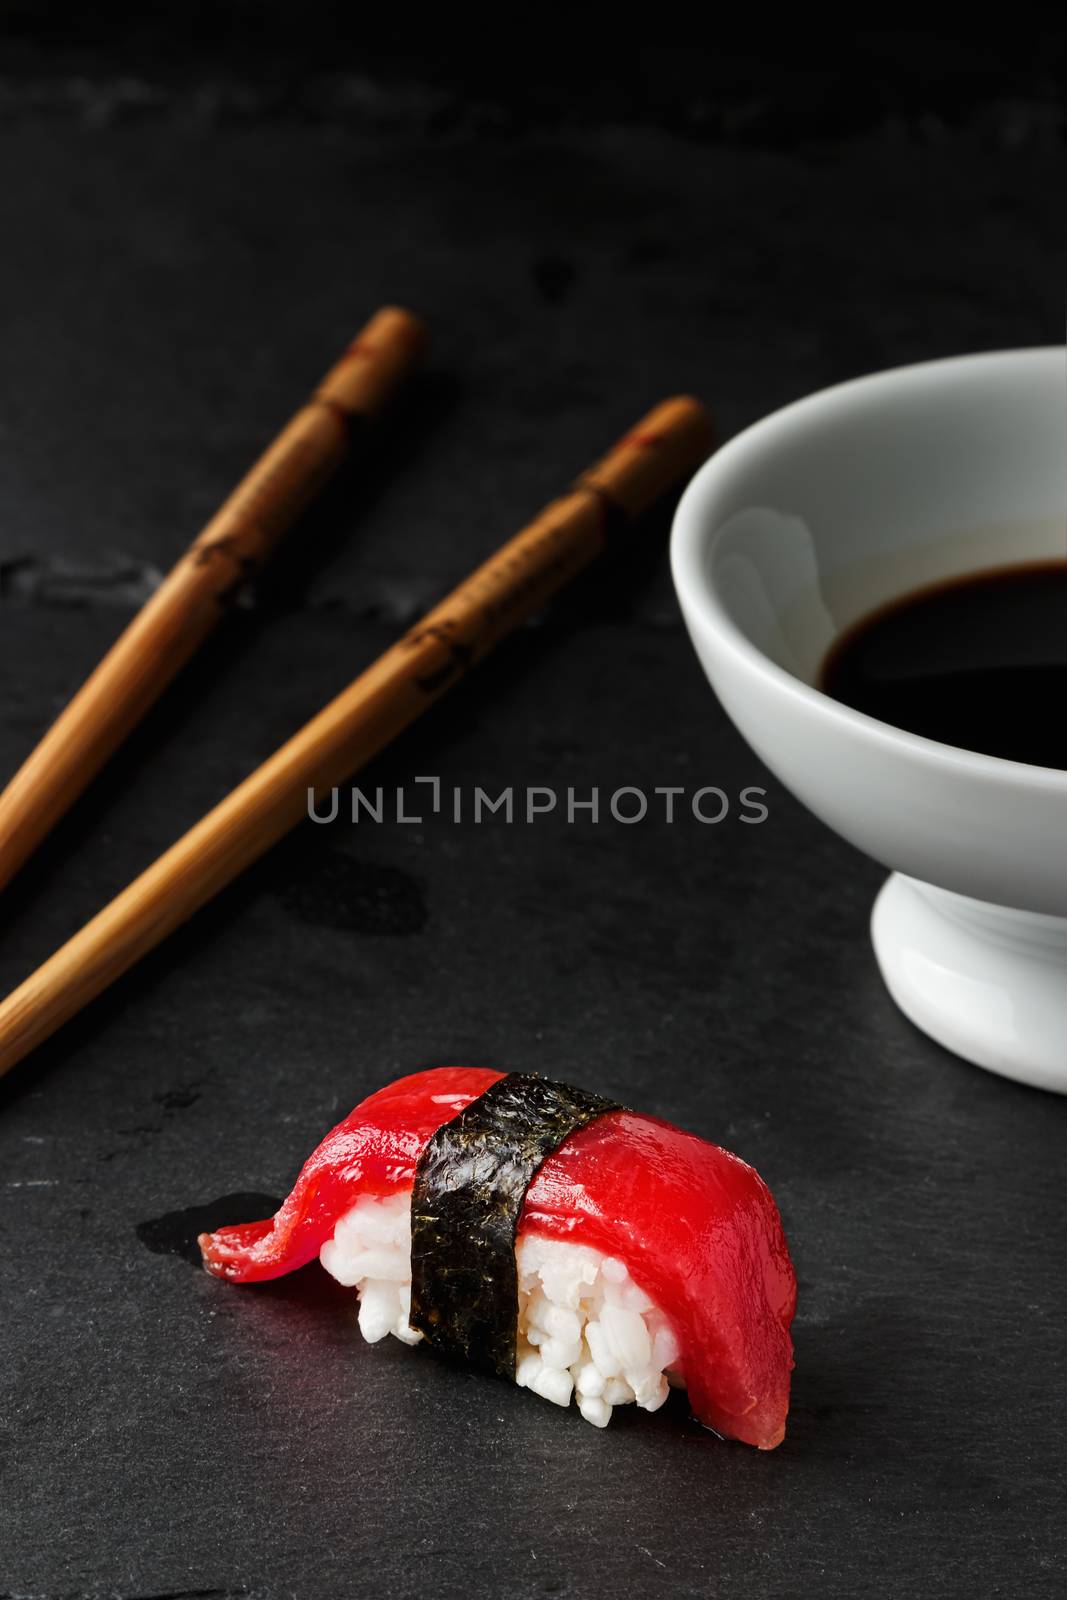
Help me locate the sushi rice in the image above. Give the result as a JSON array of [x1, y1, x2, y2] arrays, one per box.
[[320, 1191, 681, 1427]]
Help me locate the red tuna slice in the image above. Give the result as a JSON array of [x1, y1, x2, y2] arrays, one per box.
[[199, 1066, 796, 1449]]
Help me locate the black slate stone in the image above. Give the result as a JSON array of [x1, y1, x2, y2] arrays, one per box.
[[0, 31, 1064, 1600]]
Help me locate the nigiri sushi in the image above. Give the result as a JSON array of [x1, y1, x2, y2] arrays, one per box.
[[199, 1068, 796, 1448]]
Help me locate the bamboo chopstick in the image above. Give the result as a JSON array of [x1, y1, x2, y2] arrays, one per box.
[[0, 395, 712, 1079], [0, 305, 428, 893]]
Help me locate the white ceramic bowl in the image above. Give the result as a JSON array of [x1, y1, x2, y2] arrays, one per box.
[[671, 349, 1067, 1093]]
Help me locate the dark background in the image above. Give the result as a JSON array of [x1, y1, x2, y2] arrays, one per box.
[[1, 16, 1065, 1600]]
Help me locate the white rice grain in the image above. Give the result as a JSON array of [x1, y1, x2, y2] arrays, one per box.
[[320, 1190, 682, 1428]]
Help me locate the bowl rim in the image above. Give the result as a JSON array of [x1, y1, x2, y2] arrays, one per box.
[[670, 346, 1067, 791]]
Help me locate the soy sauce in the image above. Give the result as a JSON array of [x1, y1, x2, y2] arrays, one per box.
[[820, 561, 1067, 769]]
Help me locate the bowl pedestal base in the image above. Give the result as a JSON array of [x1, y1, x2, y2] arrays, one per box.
[[872, 874, 1067, 1094]]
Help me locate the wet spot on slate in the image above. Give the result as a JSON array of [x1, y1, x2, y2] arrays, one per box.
[[155, 1084, 202, 1111], [275, 849, 427, 935], [136, 1193, 281, 1266], [531, 254, 578, 303], [623, 235, 678, 267]]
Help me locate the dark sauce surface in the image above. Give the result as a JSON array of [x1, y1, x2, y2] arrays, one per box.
[[821, 561, 1067, 769]]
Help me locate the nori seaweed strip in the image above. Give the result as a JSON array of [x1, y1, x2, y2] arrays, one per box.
[[409, 1073, 622, 1378]]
